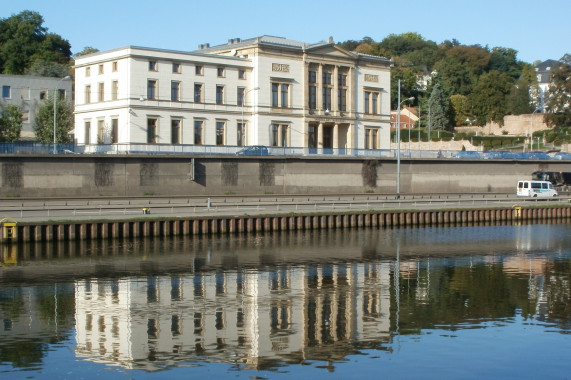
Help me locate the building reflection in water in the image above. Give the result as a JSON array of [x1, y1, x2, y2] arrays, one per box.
[[74, 261, 391, 370], [1, 222, 570, 371]]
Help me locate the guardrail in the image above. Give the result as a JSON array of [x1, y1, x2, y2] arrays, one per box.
[[1, 143, 569, 160]]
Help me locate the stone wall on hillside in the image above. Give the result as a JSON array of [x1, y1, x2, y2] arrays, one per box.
[[455, 113, 549, 136]]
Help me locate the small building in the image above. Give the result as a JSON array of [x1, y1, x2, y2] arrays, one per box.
[[390, 106, 418, 130], [0, 74, 72, 140], [73, 36, 392, 153], [535, 59, 559, 112]]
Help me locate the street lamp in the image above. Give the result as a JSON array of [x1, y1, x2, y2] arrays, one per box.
[[396, 79, 414, 197], [241, 87, 260, 145], [53, 75, 72, 154], [529, 109, 539, 152]]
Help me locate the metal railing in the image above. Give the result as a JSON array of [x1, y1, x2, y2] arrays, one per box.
[[0, 142, 568, 160]]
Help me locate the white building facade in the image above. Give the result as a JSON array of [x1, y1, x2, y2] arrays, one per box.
[[73, 36, 392, 154]]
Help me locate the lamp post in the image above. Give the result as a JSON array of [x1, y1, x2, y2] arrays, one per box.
[[529, 108, 539, 152], [396, 79, 414, 197], [241, 87, 260, 146], [53, 75, 72, 154]]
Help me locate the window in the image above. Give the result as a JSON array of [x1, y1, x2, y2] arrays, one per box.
[[171, 81, 180, 101], [149, 60, 157, 71], [147, 80, 157, 100], [271, 124, 289, 147], [281, 84, 289, 108], [98, 82, 104, 102], [111, 118, 118, 144], [2, 85, 10, 98], [98, 64, 104, 74], [308, 125, 317, 148], [111, 81, 118, 100], [322, 71, 332, 84], [86, 67, 90, 77], [364, 90, 380, 115], [237, 122, 245, 146], [238, 69, 245, 79], [194, 120, 203, 144], [217, 67, 225, 77], [171, 118, 181, 144], [40, 90, 47, 100], [97, 119, 105, 144], [194, 84, 202, 102], [85, 121, 91, 144], [309, 70, 316, 83], [309, 86, 316, 110], [322, 87, 331, 110], [112, 61, 118, 72], [147, 118, 158, 144], [195, 65, 203, 75], [85, 85, 91, 104], [237, 87, 245, 106], [271, 82, 290, 108], [365, 127, 379, 149], [172, 62, 181, 73], [216, 121, 225, 145], [216, 85, 224, 104], [338, 89, 347, 111], [338, 73, 347, 86], [272, 83, 278, 107]]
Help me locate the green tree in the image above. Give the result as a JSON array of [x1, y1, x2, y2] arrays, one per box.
[[33, 93, 73, 143], [450, 94, 472, 126], [433, 56, 476, 96], [469, 70, 512, 126], [506, 65, 538, 115], [25, 60, 70, 77], [73, 46, 99, 57], [0, 10, 71, 75], [0, 104, 23, 141], [488, 47, 522, 80], [428, 83, 450, 131], [544, 54, 571, 128]]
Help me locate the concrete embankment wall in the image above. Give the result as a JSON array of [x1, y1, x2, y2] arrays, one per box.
[[1, 155, 569, 197], [2, 206, 569, 244]]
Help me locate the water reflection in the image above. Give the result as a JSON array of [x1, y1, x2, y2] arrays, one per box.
[[1, 222, 570, 374]]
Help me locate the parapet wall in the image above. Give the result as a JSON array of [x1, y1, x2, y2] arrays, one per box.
[[1, 155, 568, 198]]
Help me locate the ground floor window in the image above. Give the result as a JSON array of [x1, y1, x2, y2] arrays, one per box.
[[364, 127, 379, 149], [111, 118, 118, 144], [271, 124, 289, 147], [216, 121, 225, 145], [308, 125, 317, 148], [171, 118, 181, 144], [194, 120, 203, 145], [237, 122, 245, 146], [147, 117, 158, 144]]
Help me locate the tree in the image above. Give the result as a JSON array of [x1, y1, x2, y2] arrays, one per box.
[[428, 83, 450, 131], [488, 47, 522, 80], [25, 60, 70, 77], [0, 10, 71, 75], [0, 104, 23, 141], [544, 54, 571, 129], [506, 64, 538, 115], [73, 46, 99, 57], [450, 95, 472, 126], [469, 70, 512, 126], [33, 93, 73, 143]]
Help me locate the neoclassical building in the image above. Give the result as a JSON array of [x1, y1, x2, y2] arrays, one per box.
[[73, 36, 392, 153]]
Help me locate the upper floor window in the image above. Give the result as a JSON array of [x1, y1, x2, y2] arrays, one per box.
[[194, 83, 202, 103], [147, 80, 157, 100], [217, 67, 225, 77], [112, 61, 118, 72], [238, 70, 245, 79], [98, 82, 105, 102], [237, 87, 245, 106], [85, 85, 91, 104], [98, 64, 104, 74], [271, 82, 290, 108], [171, 118, 181, 145], [216, 85, 224, 104], [86, 67, 91, 77], [216, 121, 225, 145], [147, 117, 158, 144], [111, 81, 118, 100], [149, 61, 158, 71], [195, 65, 203, 75], [338, 73, 347, 86], [309, 70, 316, 83], [172, 62, 181, 73], [364, 90, 380, 115], [322, 71, 332, 85], [171, 81, 180, 101]]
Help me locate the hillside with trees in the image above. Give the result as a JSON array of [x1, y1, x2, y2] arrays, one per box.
[[338, 34, 570, 133]]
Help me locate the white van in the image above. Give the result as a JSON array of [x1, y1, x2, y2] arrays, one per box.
[[517, 180, 558, 197]]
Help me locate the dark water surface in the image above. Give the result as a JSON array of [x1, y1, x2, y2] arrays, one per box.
[[1, 222, 570, 379]]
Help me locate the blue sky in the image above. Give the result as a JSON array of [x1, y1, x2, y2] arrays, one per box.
[[4, 0, 569, 64]]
